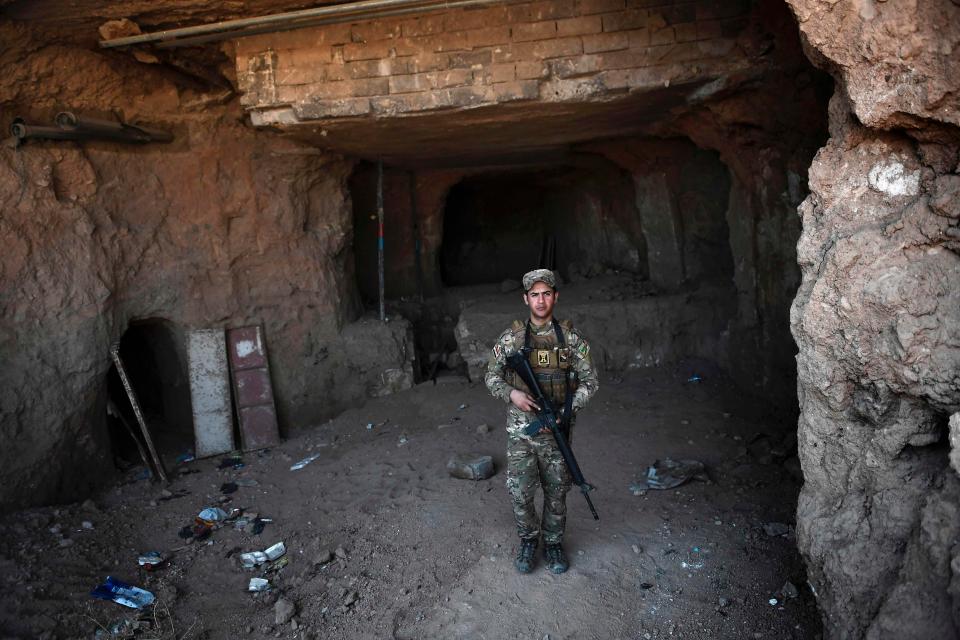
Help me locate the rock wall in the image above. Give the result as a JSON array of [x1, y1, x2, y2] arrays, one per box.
[[0, 24, 414, 511], [787, 1, 960, 637]]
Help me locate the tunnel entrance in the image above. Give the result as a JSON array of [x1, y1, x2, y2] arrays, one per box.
[[106, 319, 193, 470], [439, 163, 648, 286]]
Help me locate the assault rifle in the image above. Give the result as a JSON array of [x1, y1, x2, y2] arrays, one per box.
[[506, 350, 599, 520]]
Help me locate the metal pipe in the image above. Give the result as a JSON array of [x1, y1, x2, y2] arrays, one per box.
[[110, 343, 170, 483], [152, 0, 512, 48], [377, 159, 386, 323], [100, 0, 512, 49]]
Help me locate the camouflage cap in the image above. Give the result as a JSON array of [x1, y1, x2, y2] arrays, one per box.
[[522, 268, 557, 291]]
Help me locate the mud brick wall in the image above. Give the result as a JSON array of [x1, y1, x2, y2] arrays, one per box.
[[235, 0, 752, 122]]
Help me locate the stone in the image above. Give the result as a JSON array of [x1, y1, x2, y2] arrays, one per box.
[[762, 522, 789, 537], [475, 423, 491, 435], [315, 550, 333, 565], [274, 598, 296, 625], [335, 546, 348, 559], [446, 454, 495, 480]]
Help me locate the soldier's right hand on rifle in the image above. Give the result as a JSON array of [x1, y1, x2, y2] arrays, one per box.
[[509, 389, 540, 413]]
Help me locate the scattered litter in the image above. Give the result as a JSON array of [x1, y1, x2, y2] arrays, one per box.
[[398, 435, 409, 446], [137, 551, 165, 571], [631, 544, 640, 554], [248, 577, 270, 592], [687, 374, 702, 383], [447, 454, 495, 480], [220, 482, 238, 494], [365, 419, 389, 430], [176, 452, 195, 464], [266, 556, 289, 573], [628, 482, 647, 496], [196, 507, 228, 525], [763, 522, 790, 537], [290, 453, 321, 470], [636, 459, 709, 491], [240, 541, 286, 568], [458, 403, 468, 410], [681, 546, 704, 569], [218, 456, 244, 470], [768, 598, 779, 606], [235, 478, 259, 487], [82, 521, 94, 530], [90, 576, 155, 609]]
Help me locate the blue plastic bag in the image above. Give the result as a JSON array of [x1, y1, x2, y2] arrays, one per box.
[[90, 576, 155, 609]]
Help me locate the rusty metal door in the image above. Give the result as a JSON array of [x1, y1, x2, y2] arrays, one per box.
[[226, 326, 280, 451]]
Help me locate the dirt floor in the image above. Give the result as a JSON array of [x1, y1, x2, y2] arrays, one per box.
[[0, 364, 822, 640]]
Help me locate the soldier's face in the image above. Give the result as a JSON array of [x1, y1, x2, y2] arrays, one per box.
[[523, 282, 558, 322]]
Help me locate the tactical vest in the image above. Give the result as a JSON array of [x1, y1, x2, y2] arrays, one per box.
[[506, 319, 579, 408]]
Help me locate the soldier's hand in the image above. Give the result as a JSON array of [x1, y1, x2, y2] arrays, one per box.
[[509, 389, 540, 412]]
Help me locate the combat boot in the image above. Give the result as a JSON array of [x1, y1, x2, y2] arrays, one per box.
[[544, 543, 568, 574], [514, 537, 538, 574]]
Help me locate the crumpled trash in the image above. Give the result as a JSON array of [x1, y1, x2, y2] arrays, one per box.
[[176, 452, 195, 464], [687, 374, 702, 383], [634, 458, 709, 491], [196, 507, 228, 525], [90, 576, 155, 609], [240, 541, 286, 568], [137, 551, 165, 571], [248, 577, 270, 592], [290, 453, 320, 470]]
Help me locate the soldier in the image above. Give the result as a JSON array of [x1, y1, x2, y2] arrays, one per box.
[[484, 268, 599, 574]]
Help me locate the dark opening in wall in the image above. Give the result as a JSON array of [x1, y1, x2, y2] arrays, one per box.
[[106, 319, 192, 469], [439, 163, 647, 286]]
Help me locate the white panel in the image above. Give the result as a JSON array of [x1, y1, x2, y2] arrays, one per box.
[[187, 329, 235, 458]]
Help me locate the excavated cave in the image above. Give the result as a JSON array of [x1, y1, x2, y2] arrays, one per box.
[[1, 0, 959, 637]]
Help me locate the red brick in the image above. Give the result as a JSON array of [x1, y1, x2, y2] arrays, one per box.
[[627, 28, 650, 47], [444, 85, 494, 107], [295, 97, 371, 119], [389, 72, 431, 94], [674, 22, 697, 42], [409, 52, 451, 72], [372, 90, 456, 115], [548, 54, 602, 78], [417, 31, 472, 53], [479, 63, 516, 84], [433, 68, 474, 88], [582, 31, 629, 52], [445, 6, 510, 31], [650, 26, 675, 46], [447, 49, 494, 68], [515, 60, 547, 79], [400, 15, 445, 38], [532, 36, 583, 59], [350, 20, 401, 43], [602, 9, 648, 32], [466, 26, 512, 48], [345, 58, 414, 79], [342, 40, 396, 61], [576, 0, 625, 15], [282, 46, 333, 70], [508, 0, 577, 23], [319, 62, 348, 82], [600, 48, 652, 69], [275, 66, 322, 86], [309, 77, 389, 99], [513, 20, 558, 42], [556, 15, 603, 37], [493, 79, 539, 102]]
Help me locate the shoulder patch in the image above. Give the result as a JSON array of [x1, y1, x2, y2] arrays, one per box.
[[576, 341, 590, 358], [493, 343, 503, 360]]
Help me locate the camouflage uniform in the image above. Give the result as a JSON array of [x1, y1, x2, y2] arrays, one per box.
[[485, 319, 599, 544]]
